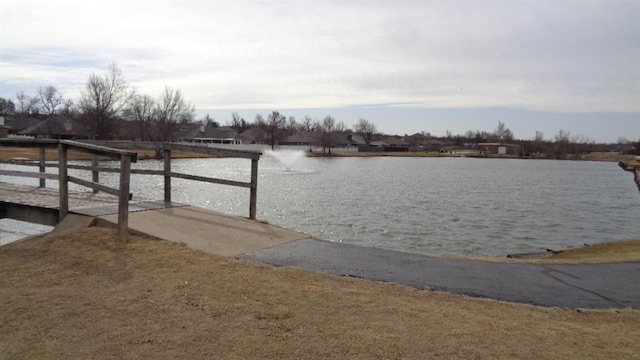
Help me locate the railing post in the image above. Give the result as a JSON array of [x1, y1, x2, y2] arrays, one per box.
[[38, 147, 46, 188], [58, 142, 68, 221], [164, 149, 171, 203], [249, 158, 258, 220], [118, 154, 132, 242], [91, 154, 99, 193]]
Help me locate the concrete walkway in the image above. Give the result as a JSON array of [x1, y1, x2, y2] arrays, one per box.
[[46, 200, 640, 310], [94, 204, 310, 257], [242, 238, 640, 309]]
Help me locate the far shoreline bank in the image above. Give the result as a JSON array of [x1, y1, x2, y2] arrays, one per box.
[[2, 146, 637, 164], [306, 150, 638, 163]]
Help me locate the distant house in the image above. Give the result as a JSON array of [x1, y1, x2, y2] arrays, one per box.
[[237, 127, 269, 144], [182, 126, 241, 144], [2, 116, 43, 136], [357, 136, 410, 152], [280, 131, 317, 146], [478, 143, 520, 156], [375, 136, 410, 152], [0, 116, 8, 138], [425, 139, 446, 152], [178, 123, 202, 142], [346, 134, 367, 146], [18, 116, 91, 140]]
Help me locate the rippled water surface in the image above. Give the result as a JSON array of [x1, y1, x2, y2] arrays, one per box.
[[3, 156, 639, 256]]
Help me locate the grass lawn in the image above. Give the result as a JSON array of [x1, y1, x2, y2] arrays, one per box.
[[1, 227, 638, 359]]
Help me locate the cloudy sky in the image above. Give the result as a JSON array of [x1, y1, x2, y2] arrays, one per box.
[[1, 0, 638, 142]]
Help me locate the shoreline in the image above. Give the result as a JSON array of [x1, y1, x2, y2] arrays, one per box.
[[306, 150, 638, 163], [2, 146, 637, 163]]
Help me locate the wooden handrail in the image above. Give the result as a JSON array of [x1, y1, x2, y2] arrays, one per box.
[[1, 139, 263, 223], [85, 141, 262, 219], [0, 139, 136, 242]]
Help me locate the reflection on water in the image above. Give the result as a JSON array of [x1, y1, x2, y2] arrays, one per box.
[[2, 156, 639, 256]]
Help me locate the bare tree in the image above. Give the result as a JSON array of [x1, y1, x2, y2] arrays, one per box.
[[151, 87, 195, 143], [79, 63, 132, 139], [552, 129, 571, 159], [287, 116, 297, 135], [354, 118, 376, 144], [570, 135, 592, 160], [320, 115, 336, 154], [37, 85, 64, 115], [202, 114, 218, 127], [15, 91, 40, 115], [301, 115, 315, 132], [124, 93, 157, 141], [494, 121, 513, 143], [254, 113, 265, 127], [60, 99, 76, 117], [0, 97, 15, 114], [532, 130, 545, 155], [464, 130, 475, 144], [265, 111, 286, 150], [335, 121, 346, 134], [229, 112, 244, 130]]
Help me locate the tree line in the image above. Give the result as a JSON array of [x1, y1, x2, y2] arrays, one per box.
[[224, 111, 377, 152], [426, 122, 639, 159], [0, 63, 195, 142], [1, 65, 637, 158], [0, 63, 380, 154]]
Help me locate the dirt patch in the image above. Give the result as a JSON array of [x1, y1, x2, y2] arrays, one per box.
[[1, 227, 638, 359]]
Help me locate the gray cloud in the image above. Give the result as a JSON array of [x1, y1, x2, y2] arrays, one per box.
[[0, 0, 637, 140]]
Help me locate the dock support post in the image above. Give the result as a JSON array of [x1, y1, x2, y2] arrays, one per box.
[[92, 154, 99, 193], [164, 149, 171, 203], [117, 154, 131, 242], [38, 147, 46, 188], [249, 158, 258, 220], [58, 143, 68, 221]]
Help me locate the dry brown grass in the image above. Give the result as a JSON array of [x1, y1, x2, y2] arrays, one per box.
[[581, 152, 638, 163], [0, 147, 215, 162], [456, 239, 640, 264], [308, 151, 446, 158], [1, 227, 638, 359], [548, 239, 640, 263]]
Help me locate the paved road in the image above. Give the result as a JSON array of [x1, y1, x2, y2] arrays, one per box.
[[242, 238, 640, 309]]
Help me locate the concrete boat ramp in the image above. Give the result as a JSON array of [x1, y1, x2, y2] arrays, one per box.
[[64, 202, 310, 257]]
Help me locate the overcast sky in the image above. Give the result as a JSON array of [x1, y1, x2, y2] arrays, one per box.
[[1, 0, 638, 142]]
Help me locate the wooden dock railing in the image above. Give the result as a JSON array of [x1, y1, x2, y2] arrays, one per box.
[[0, 139, 137, 242], [87, 141, 262, 220], [1, 140, 263, 235]]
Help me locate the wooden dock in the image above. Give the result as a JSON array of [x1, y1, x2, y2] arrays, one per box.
[[0, 182, 120, 211], [1, 139, 263, 241], [0, 182, 309, 257], [0, 182, 183, 226]]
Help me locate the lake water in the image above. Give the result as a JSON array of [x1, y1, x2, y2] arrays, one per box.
[[2, 155, 639, 256]]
